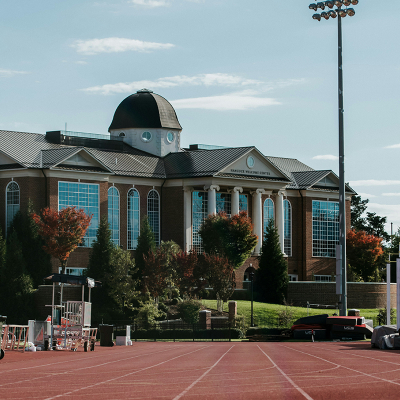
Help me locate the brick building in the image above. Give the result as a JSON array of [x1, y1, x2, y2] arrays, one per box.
[[0, 89, 355, 287]]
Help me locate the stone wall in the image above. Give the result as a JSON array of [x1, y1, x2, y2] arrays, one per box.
[[287, 282, 397, 309]]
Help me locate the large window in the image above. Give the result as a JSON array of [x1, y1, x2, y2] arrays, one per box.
[[284, 199, 292, 256], [192, 191, 208, 252], [108, 187, 119, 246], [127, 188, 140, 250], [312, 200, 339, 257], [216, 193, 231, 215], [6, 181, 20, 232], [147, 189, 160, 245], [58, 182, 99, 247], [239, 194, 248, 212], [263, 198, 274, 234]]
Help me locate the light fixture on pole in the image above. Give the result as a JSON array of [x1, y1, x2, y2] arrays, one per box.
[[308, 1, 359, 317]]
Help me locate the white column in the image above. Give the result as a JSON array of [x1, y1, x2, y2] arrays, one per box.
[[387, 263, 391, 326], [397, 259, 400, 330], [205, 185, 219, 215], [252, 189, 265, 255], [183, 187, 193, 252], [232, 187, 243, 215], [276, 191, 285, 254]]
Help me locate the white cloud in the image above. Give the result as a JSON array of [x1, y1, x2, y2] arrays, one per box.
[[368, 203, 400, 230], [385, 143, 400, 149], [357, 193, 377, 199], [82, 73, 264, 95], [349, 180, 400, 187], [312, 155, 338, 161], [75, 61, 87, 65], [129, 0, 170, 7], [71, 37, 174, 55], [0, 69, 28, 78], [171, 93, 280, 111], [382, 193, 400, 197]]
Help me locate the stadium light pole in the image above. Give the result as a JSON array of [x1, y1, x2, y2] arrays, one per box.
[[249, 268, 255, 327], [309, 0, 359, 317]]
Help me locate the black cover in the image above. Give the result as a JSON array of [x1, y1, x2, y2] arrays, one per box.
[[44, 273, 101, 287], [326, 317, 359, 326], [293, 329, 327, 340], [330, 331, 366, 341], [293, 314, 329, 326], [331, 324, 373, 337]]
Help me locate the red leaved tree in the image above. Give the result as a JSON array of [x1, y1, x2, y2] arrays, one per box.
[[172, 251, 208, 298], [31, 206, 92, 274], [346, 229, 384, 282], [142, 248, 170, 299]]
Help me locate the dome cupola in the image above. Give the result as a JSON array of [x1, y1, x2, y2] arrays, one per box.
[[109, 89, 182, 131]]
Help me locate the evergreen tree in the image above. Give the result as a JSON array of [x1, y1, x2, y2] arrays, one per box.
[[8, 200, 51, 287], [135, 216, 156, 282], [255, 219, 288, 304], [1, 231, 35, 323], [88, 217, 138, 323]]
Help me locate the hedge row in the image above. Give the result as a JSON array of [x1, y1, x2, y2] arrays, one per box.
[[127, 328, 243, 340]]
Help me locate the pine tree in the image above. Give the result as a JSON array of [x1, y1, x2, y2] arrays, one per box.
[[255, 219, 288, 304], [8, 200, 51, 287], [135, 216, 156, 282]]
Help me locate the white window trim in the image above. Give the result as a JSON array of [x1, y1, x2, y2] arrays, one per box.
[[314, 275, 333, 282], [166, 131, 175, 143], [127, 187, 140, 250], [283, 199, 292, 257], [58, 181, 100, 248], [147, 188, 160, 245], [5, 180, 20, 234], [108, 186, 120, 246]]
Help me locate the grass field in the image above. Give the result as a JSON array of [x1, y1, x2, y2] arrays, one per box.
[[202, 300, 385, 328]]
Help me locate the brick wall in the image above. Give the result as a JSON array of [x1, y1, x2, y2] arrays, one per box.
[[287, 282, 397, 309]]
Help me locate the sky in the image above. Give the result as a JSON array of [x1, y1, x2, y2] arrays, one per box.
[[1, 0, 399, 234]]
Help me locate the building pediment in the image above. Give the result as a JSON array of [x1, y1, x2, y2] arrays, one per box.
[[219, 149, 290, 181]]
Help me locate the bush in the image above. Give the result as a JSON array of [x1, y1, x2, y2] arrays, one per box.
[[177, 299, 202, 324], [171, 297, 182, 305], [158, 302, 169, 314]]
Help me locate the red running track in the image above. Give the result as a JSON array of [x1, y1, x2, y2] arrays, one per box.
[[1, 341, 400, 399]]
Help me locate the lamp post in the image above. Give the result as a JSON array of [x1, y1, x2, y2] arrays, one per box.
[[249, 266, 254, 327], [309, 0, 359, 317]]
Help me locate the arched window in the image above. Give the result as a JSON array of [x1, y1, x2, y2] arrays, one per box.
[[108, 187, 120, 246], [263, 198, 274, 235], [284, 199, 292, 256], [127, 188, 140, 250], [147, 189, 160, 245], [6, 181, 20, 232]]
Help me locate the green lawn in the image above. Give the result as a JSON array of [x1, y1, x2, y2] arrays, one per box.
[[202, 300, 385, 328]]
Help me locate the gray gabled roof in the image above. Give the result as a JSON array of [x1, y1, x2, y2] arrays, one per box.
[[163, 147, 253, 179]]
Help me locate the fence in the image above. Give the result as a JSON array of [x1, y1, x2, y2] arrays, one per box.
[[112, 320, 242, 342]]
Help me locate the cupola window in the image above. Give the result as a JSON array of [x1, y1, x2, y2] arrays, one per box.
[[167, 131, 175, 143], [142, 131, 152, 142]]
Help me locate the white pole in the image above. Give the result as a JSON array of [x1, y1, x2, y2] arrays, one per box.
[[387, 263, 391, 326], [397, 259, 400, 331]]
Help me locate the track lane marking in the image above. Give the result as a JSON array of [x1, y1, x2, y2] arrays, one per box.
[[257, 345, 314, 400], [44, 345, 210, 400], [0, 345, 191, 388], [280, 344, 400, 388], [171, 345, 234, 400]]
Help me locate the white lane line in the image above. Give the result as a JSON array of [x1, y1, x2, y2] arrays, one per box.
[[172, 345, 234, 400], [280, 344, 400, 388], [0, 343, 182, 375], [257, 345, 314, 400], [44, 345, 210, 400], [0, 345, 187, 388]]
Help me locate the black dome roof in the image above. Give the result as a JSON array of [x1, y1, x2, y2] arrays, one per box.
[[108, 89, 182, 131]]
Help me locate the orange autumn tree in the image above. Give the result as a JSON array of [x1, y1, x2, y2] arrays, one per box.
[[346, 229, 384, 282], [32, 206, 92, 274]]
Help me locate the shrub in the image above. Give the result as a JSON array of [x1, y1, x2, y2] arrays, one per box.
[[177, 299, 202, 324]]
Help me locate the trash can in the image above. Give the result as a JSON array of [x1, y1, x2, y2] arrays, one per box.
[[0, 315, 7, 360], [99, 324, 114, 347]]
